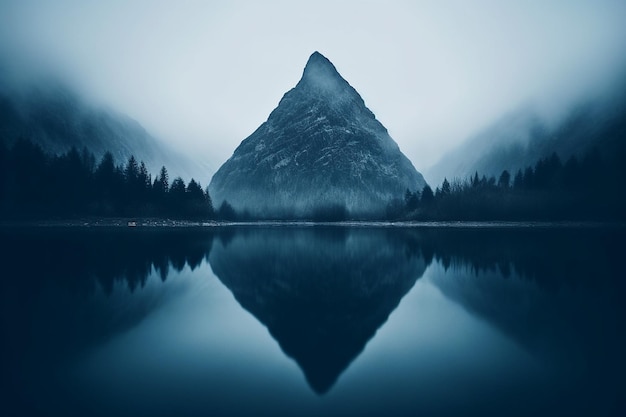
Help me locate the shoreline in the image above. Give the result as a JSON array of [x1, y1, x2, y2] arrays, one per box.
[[1, 218, 624, 229]]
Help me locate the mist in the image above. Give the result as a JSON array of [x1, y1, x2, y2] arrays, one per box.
[[1, 0, 625, 174]]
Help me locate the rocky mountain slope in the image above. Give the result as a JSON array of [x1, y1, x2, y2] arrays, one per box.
[[209, 52, 426, 219]]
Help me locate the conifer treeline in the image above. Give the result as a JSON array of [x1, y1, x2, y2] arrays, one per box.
[[401, 148, 626, 221], [0, 139, 215, 219], [1, 138, 625, 222]]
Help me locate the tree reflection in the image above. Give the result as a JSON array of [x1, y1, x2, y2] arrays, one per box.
[[411, 226, 625, 291], [4, 225, 618, 299], [424, 226, 626, 417], [0, 227, 214, 295], [1, 224, 623, 403]]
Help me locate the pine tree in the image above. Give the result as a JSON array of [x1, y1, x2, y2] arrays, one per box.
[[186, 179, 205, 201], [441, 178, 451, 195], [513, 169, 524, 189], [124, 155, 139, 184], [139, 162, 150, 188], [152, 166, 169, 209], [169, 177, 186, 199], [404, 188, 419, 211], [218, 200, 236, 220], [157, 166, 169, 194], [472, 172, 480, 188], [498, 170, 511, 188], [421, 185, 434, 204], [205, 187, 215, 218]]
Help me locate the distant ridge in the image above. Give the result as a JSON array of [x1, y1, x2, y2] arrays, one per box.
[[427, 93, 626, 186], [0, 79, 210, 182]]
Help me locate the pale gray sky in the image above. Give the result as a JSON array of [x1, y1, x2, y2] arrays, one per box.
[[1, 0, 625, 174]]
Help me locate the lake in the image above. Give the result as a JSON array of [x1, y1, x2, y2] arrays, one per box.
[[1, 225, 624, 417]]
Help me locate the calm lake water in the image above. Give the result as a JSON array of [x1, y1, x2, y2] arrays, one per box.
[[1, 225, 624, 417]]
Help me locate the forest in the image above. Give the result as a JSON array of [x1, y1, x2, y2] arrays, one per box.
[[1, 138, 624, 222], [0, 139, 217, 220], [399, 146, 626, 222]]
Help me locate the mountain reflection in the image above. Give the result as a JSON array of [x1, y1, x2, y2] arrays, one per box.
[[5, 225, 620, 298], [2, 224, 623, 408], [209, 227, 428, 393]]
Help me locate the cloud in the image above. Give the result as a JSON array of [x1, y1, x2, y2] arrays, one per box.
[[1, 0, 625, 172]]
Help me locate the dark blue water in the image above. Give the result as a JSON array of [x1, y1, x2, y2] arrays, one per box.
[[1, 226, 624, 417]]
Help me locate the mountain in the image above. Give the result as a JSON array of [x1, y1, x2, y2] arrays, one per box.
[[209, 52, 426, 219], [208, 227, 427, 394], [0, 79, 210, 183], [427, 93, 626, 186]]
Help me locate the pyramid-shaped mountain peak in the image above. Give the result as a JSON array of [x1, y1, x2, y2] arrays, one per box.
[[209, 52, 426, 220], [299, 51, 348, 92], [305, 51, 334, 70]]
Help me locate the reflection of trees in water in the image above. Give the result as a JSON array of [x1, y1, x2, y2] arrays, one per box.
[[426, 227, 626, 417], [2, 225, 623, 404], [0, 228, 214, 295], [408, 227, 625, 291], [0, 227, 216, 406], [1, 226, 622, 296], [0, 228, 212, 415]]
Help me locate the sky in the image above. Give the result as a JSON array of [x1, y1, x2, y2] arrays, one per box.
[[1, 0, 625, 175]]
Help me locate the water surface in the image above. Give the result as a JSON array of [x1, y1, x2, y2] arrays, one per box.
[[1, 226, 624, 416]]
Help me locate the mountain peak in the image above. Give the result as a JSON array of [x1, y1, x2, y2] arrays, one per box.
[[305, 51, 334, 70], [209, 51, 426, 219], [299, 51, 345, 91]]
